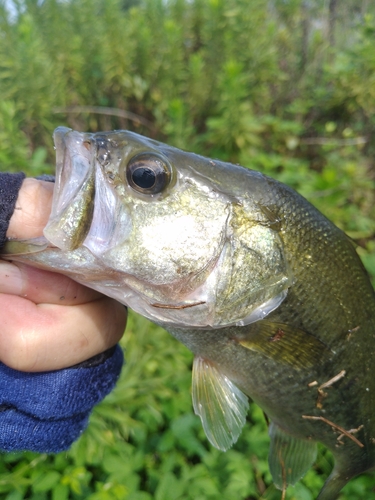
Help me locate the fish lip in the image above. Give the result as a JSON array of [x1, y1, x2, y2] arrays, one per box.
[[53, 127, 70, 204], [52, 127, 93, 211], [44, 127, 94, 249]]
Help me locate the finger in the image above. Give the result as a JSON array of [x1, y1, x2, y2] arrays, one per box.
[[6, 178, 54, 240], [0, 293, 127, 372], [0, 261, 102, 305]]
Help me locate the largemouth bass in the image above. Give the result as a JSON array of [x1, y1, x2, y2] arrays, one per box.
[[2, 127, 375, 499]]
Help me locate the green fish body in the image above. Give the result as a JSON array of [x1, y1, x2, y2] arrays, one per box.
[[3, 128, 375, 499]]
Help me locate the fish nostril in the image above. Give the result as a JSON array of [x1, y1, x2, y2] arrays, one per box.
[[82, 140, 91, 150], [98, 149, 111, 165]]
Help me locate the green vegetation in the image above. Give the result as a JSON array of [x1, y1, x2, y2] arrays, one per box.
[[0, 0, 374, 498]]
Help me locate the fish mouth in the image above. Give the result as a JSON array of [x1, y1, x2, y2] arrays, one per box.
[[44, 127, 95, 251]]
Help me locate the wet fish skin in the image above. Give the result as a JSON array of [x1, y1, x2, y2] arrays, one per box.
[[169, 172, 375, 499], [2, 128, 375, 499]]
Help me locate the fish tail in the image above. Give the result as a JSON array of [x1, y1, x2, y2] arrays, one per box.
[[316, 467, 351, 500]]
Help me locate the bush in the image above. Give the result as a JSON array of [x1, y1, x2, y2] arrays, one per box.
[[0, 1, 374, 498]]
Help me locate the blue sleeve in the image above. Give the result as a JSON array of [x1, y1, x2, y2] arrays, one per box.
[[0, 173, 124, 452], [0, 346, 124, 452]]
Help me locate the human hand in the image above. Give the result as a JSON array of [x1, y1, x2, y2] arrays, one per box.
[[0, 178, 127, 372]]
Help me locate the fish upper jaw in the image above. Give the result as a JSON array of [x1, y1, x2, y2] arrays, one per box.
[[45, 127, 95, 251]]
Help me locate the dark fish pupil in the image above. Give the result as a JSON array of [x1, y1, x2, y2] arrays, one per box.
[[126, 153, 172, 194], [132, 167, 156, 189]]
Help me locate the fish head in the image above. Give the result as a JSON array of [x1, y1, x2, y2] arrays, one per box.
[[42, 127, 292, 328]]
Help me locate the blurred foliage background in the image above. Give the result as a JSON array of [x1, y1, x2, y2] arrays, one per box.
[[0, 0, 375, 498]]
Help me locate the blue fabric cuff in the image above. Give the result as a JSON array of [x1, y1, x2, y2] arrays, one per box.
[[0, 344, 124, 453]]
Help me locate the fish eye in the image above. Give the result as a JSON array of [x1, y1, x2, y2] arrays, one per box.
[[126, 153, 172, 195]]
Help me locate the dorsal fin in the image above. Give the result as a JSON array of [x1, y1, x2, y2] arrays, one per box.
[[192, 356, 249, 451]]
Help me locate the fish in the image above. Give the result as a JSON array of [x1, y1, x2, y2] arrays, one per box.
[[2, 126, 375, 499]]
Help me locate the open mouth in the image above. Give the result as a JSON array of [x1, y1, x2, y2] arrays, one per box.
[[44, 127, 95, 251]]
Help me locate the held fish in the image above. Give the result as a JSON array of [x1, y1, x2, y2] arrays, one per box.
[[2, 127, 375, 499]]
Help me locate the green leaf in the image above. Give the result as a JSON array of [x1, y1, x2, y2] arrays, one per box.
[[154, 472, 184, 500], [32, 471, 61, 493], [52, 484, 69, 500]]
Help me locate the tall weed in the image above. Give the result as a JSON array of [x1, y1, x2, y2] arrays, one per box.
[[0, 1, 374, 498]]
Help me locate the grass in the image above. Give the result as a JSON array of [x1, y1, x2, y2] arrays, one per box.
[[0, 0, 374, 498]]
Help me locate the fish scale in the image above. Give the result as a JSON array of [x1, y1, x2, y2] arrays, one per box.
[[2, 127, 375, 499]]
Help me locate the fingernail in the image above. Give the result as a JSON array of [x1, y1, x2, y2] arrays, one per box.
[[0, 261, 24, 295]]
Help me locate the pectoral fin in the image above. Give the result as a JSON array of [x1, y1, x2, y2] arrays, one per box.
[[192, 356, 249, 451], [268, 421, 317, 490], [237, 321, 328, 369]]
